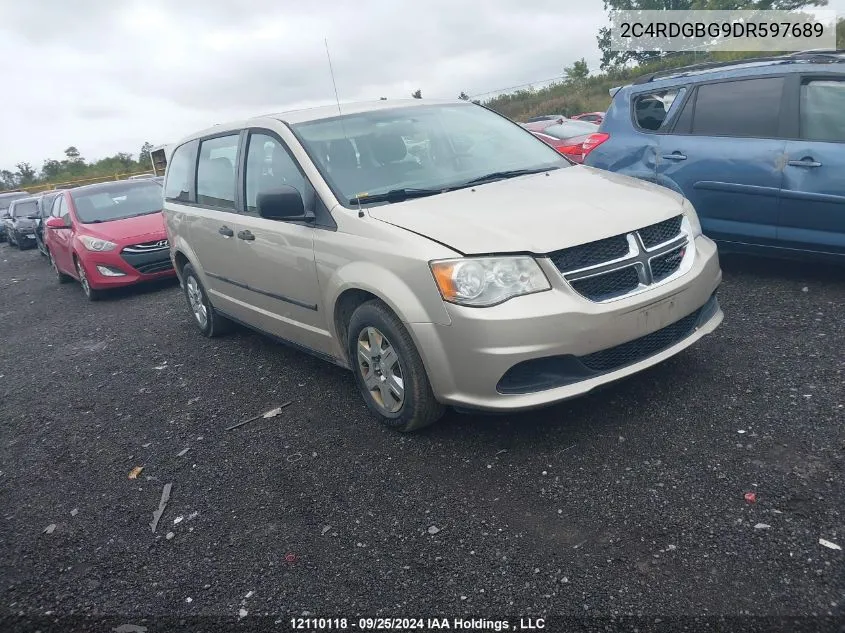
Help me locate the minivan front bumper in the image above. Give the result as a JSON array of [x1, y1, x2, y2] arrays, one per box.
[[410, 235, 723, 412]]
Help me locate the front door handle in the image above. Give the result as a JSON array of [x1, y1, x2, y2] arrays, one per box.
[[787, 158, 822, 168], [218, 226, 234, 237], [237, 230, 255, 241], [662, 152, 687, 161]]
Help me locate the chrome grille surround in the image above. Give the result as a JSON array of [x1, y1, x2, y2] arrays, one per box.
[[549, 215, 694, 303], [122, 239, 169, 254]]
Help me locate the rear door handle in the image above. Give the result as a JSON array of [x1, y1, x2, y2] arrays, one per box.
[[237, 230, 255, 241], [787, 158, 822, 168], [218, 226, 234, 237], [662, 152, 687, 161]]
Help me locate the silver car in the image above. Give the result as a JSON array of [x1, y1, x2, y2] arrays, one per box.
[[163, 100, 723, 432]]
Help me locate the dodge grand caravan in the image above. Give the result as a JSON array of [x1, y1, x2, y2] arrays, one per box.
[[163, 100, 723, 432]]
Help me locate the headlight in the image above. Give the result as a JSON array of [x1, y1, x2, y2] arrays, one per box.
[[80, 236, 117, 252], [682, 199, 702, 238], [430, 256, 551, 307]]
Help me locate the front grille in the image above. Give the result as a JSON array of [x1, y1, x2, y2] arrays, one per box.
[[639, 215, 683, 249], [650, 245, 687, 282], [135, 259, 174, 275], [123, 239, 169, 254], [579, 310, 700, 372], [550, 234, 629, 273], [569, 266, 639, 302], [550, 214, 688, 303]]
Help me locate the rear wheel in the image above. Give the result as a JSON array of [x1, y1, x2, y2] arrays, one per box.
[[75, 257, 103, 301], [182, 263, 232, 337], [347, 300, 444, 432], [49, 250, 72, 284]]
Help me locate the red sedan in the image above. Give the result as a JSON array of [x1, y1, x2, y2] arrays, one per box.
[[43, 179, 175, 301], [570, 111, 605, 125], [523, 118, 601, 163]]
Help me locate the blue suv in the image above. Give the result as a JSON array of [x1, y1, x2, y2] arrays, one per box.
[[583, 51, 845, 261]]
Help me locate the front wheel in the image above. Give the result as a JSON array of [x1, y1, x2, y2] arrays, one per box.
[[347, 300, 444, 432], [182, 263, 232, 337], [75, 258, 103, 301]]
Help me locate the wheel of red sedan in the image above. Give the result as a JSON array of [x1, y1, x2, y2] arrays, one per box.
[[75, 258, 102, 301]]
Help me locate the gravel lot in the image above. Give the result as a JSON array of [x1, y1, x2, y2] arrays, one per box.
[[1, 243, 843, 631]]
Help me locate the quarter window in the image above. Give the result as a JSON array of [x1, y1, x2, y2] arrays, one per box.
[[244, 133, 307, 213], [800, 80, 845, 143], [689, 77, 783, 138], [633, 88, 686, 132], [164, 140, 198, 203], [197, 135, 239, 210]]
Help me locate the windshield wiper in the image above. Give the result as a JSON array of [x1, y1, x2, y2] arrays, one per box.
[[457, 166, 561, 187], [348, 188, 445, 206]]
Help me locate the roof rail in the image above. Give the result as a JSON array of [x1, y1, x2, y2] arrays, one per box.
[[632, 50, 845, 85]]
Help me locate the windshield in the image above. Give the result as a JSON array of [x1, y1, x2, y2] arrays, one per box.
[[292, 103, 566, 206], [71, 181, 163, 224], [12, 200, 38, 218]]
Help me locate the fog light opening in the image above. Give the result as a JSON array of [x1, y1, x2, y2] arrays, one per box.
[[96, 265, 126, 277]]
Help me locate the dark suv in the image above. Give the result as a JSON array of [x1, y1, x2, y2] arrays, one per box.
[[0, 191, 30, 242], [4, 197, 40, 249], [583, 51, 845, 261]]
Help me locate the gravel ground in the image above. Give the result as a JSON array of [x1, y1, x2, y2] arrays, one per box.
[[0, 243, 843, 632]]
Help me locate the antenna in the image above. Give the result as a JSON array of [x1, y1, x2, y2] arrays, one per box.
[[324, 38, 365, 217]]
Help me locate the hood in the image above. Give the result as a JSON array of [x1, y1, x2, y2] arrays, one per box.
[[367, 166, 685, 255], [79, 211, 166, 243]]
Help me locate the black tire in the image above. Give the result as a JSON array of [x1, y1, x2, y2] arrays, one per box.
[[182, 263, 232, 337], [75, 257, 103, 301], [347, 300, 444, 432], [49, 250, 72, 284]]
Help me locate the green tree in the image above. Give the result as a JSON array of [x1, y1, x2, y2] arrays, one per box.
[[564, 58, 590, 82], [64, 146, 82, 162], [15, 162, 37, 185], [138, 142, 153, 168], [597, 0, 829, 70], [458, 91, 470, 100], [411, 89, 422, 99], [41, 159, 61, 180], [838, 17, 844, 48], [0, 170, 16, 189]]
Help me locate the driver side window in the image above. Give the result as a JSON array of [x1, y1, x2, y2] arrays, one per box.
[[244, 132, 307, 213]]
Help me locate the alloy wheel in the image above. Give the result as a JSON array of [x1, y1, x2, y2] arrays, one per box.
[[356, 326, 405, 414], [76, 260, 91, 297], [186, 276, 208, 329]]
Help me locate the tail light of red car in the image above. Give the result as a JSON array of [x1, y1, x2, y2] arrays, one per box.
[[553, 143, 584, 163], [581, 132, 610, 160]]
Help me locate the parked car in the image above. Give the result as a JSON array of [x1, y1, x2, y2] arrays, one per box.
[[571, 111, 605, 124], [0, 191, 30, 242], [43, 179, 175, 300], [525, 114, 568, 123], [164, 99, 723, 432], [34, 191, 63, 256], [523, 118, 603, 163], [584, 51, 845, 260], [3, 197, 41, 249]]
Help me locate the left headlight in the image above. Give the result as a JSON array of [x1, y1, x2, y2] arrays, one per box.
[[430, 256, 551, 307], [682, 198, 702, 238], [79, 236, 117, 252]]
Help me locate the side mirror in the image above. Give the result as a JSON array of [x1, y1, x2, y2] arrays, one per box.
[[256, 186, 312, 221], [45, 216, 68, 229]]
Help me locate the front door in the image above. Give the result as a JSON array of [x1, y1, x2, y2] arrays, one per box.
[[234, 129, 331, 355], [779, 76, 845, 255], [656, 76, 787, 246]]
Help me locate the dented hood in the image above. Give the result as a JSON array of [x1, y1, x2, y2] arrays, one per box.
[[367, 166, 686, 255]]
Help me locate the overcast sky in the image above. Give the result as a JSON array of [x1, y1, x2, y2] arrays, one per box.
[[1, 0, 842, 172]]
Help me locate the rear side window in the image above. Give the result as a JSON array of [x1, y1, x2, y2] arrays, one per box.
[[690, 77, 783, 138], [633, 88, 686, 132], [800, 80, 845, 143], [197, 135, 240, 210], [164, 140, 198, 203]]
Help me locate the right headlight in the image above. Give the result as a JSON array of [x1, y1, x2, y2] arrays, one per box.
[[681, 198, 702, 238], [430, 256, 551, 307]]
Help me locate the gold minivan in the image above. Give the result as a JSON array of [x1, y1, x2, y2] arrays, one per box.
[[163, 100, 723, 432]]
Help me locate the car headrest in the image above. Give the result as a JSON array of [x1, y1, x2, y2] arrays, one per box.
[[370, 133, 407, 164], [327, 139, 358, 170]]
